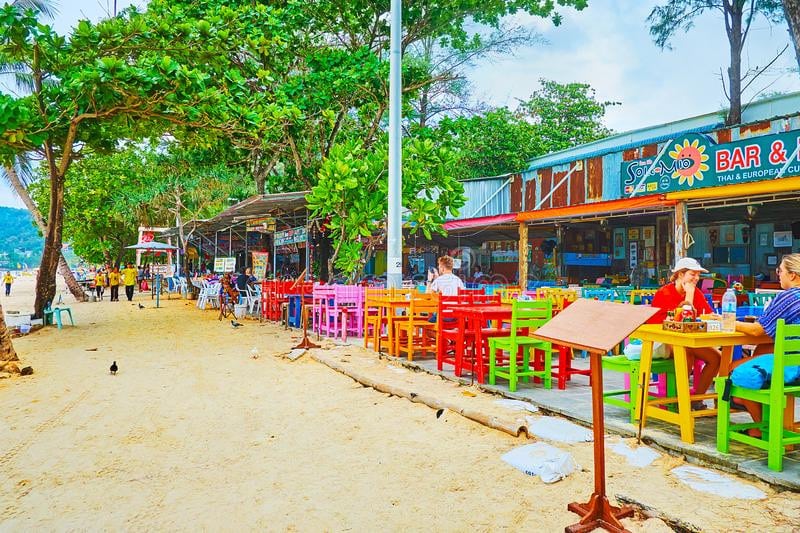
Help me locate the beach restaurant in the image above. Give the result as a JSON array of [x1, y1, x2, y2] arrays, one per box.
[[430, 92, 800, 291]]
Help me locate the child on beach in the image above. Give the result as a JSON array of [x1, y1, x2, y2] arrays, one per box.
[[94, 268, 107, 301]]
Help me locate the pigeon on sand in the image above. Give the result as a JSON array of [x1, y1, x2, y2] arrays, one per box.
[[109, 361, 118, 375]]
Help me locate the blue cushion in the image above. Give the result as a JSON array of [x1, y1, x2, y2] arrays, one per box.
[[730, 354, 800, 389]]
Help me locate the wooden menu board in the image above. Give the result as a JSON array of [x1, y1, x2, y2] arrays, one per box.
[[532, 298, 658, 354]]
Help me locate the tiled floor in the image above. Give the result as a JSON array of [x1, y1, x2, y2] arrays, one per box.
[[389, 351, 800, 491]]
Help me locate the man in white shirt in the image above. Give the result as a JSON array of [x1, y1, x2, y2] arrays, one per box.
[[427, 256, 465, 296]]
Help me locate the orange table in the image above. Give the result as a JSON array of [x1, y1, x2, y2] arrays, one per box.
[[632, 324, 772, 443], [372, 296, 411, 355]]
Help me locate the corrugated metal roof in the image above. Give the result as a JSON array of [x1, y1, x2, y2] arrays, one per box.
[[525, 91, 800, 173], [524, 123, 722, 173]]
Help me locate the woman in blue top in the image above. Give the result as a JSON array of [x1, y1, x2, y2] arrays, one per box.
[[732, 253, 800, 423]]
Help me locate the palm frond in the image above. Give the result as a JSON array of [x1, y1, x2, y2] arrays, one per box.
[[11, 0, 59, 18]]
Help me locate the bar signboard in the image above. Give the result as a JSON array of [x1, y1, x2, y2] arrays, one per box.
[[622, 131, 800, 197]]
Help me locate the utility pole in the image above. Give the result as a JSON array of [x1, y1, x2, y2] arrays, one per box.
[[386, 0, 403, 288]]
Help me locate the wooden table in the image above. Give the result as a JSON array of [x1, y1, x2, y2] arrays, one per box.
[[632, 324, 772, 443], [451, 304, 512, 383]]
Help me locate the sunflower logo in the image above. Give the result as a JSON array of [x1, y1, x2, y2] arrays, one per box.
[[668, 138, 709, 187]]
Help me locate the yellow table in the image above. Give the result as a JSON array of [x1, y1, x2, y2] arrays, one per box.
[[632, 324, 772, 444]]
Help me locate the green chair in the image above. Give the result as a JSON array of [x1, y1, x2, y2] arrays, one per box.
[[716, 319, 800, 471], [43, 304, 75, 329], [747, 292, 775, 307], [488, 300, 553, 392], [602, 355, 678, 423]]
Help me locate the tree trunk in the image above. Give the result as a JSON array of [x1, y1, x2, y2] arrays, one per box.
[[317, 232, 332, 282], [784, 0, 800, 72], [0, 302, 19, 363], [4, 164, 86, 302], [34, 171, 65, 318], [726, 6, 744, 126], [58, 255, 86, 301]]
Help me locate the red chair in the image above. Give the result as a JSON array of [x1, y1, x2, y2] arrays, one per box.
[[436, 295, 475, 374], [456, 294, 512, 382]]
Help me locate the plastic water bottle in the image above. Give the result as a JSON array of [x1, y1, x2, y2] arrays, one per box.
[[721, 288, 737, 332]]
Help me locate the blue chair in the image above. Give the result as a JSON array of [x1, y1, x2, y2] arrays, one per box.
[[703, 292, 717, 312], [43, 304, 75, 329]]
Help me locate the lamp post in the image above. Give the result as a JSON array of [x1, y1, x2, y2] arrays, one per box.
[[386, 0, 403, 289]]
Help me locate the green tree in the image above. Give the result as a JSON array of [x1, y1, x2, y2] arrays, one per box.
[[647, 0, 786, 125], [521, 79, 618, 153], [0, 5, 282, 317], [431, 108, 540, 180], [424, 80, 616, 180], [306, 137, 465, 279]]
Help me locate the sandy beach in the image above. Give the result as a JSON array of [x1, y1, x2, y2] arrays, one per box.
[[1, 275, 798, 531]]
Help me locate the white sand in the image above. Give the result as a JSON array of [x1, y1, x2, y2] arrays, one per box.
[[1, 275, 798, 531]]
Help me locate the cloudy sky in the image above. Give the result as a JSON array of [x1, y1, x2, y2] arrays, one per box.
[[1, 0, 798, 207]]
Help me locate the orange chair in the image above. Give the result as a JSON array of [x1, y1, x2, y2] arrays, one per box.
[[394, 293, 439, 360]]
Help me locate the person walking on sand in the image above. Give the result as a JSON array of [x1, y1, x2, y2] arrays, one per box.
[[94, 268, 107, 301], [121, 263, 138, 302], [3, 271, 12, 296], [108, 266, 120, 302]]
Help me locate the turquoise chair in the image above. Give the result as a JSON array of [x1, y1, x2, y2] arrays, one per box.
[[716, 319, 800, 471], [43, 304, 75, 329], [488, 300, 554, 392]]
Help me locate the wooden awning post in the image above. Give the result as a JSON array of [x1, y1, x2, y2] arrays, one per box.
[[519, 222, 529, 288], [674, 201, 688, 262]]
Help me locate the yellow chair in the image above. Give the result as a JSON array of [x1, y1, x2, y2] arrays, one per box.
[[496, 286, 523, 304], [394, 293, 439, 360]]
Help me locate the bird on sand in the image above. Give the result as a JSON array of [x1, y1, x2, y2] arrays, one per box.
[[109, 361, 118, 375], [231, 320, 243, 328], [138, 303, 145, 309]]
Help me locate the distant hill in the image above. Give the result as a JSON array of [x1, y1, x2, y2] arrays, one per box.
[[0, 206, 43, 270]]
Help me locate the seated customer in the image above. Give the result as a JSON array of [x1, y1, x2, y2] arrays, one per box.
[[648, 257, 721, 400], [427, 255, 465, 296], [732, 253, 800, 422], [235, 267, 257, 292]]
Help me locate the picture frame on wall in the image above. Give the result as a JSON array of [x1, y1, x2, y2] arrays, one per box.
[[724, 229, 735, 242], [759, 232, 768, 246], [628, 228, 640, 241], [774, 230, 793, 248], [643, 226, 655, 247], [767, 254, 779, 266]]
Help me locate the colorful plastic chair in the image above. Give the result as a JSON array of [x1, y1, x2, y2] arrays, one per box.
[[394, 293, 439, 360], [488, 299, 553, 392], [602, 355, 677, 422], [43, 304, 75, 329], [716, 319, 800, 471]]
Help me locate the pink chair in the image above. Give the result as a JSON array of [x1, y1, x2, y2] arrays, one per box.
[[327, 285, 365, 340], [312, 284, 336, 336]]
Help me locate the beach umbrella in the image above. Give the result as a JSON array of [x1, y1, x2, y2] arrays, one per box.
[[125, 241, 178, 251]]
